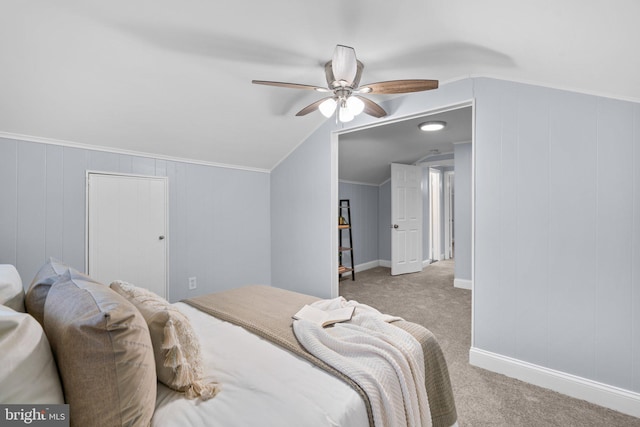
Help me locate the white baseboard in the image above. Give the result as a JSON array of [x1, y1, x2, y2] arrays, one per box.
[[340, 260, 387, 277], [370, 260, 445, 270], [354, 260, 380, 273], [454, 278, 472, 290], [469, 347, 640, 419]]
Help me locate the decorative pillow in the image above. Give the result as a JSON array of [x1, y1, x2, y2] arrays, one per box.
[[110, 280, 218, 400], [0, 305, 64, 403], [44, 270, 156, 427], [0, 264, 25, 312], [25, 258, 70, 325]]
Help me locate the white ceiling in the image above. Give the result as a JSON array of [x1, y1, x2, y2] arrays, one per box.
[[339, 107, 472, 185], [1, 1, 639, 172]]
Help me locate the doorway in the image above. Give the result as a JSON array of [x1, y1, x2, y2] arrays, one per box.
[[86, 172, 168, 298], [333, 102, 473, 296]]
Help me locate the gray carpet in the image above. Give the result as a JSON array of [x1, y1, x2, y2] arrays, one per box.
[[339, 260, 640, 427]]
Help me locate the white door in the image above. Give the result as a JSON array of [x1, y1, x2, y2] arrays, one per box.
[[87, 172, 168, 298], [429, 168, 442, 262], [391, 163, 423, 275]]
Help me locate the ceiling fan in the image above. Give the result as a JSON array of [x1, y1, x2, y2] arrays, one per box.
[[252, 45, 438, 123]]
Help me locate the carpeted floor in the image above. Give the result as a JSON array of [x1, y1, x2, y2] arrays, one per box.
[[339, 260, 640, 427]]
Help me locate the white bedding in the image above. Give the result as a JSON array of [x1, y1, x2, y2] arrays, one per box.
[[153, 302, 369, 427]]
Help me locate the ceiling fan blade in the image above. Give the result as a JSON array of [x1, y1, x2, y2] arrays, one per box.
[[331, 45, 358, 85], [252, 80, 329, 92], [359, 79, 439, 94], [295, 97, 334, 116], [356, 96, 387, 118]]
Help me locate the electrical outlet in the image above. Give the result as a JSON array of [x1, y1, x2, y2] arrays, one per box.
[[188, 277, 197, 290]]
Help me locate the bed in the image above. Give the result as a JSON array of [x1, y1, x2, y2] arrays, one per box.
[[0, 259, 457, 427]]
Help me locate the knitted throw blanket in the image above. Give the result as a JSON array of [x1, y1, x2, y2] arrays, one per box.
[[183, 285, 457, 427], [293, 297, 431, 427]]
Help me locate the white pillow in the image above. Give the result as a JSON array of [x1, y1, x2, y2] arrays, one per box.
[[0, 305, 64, 403], [0, 264, 25, 312]]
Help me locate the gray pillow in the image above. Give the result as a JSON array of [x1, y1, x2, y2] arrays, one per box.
[[44, 270, 156, 426], [24, 258, 70, 325]]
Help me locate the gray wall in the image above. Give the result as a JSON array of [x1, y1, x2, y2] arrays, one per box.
[[272, 76, 640, 395], [9, 75, 636, 395], [0, 137, 271, 302], [270, 121, 336, 298], [338, 181, 379, 268], [378, 180, 391, 262], [473, 78, 640, 393], [454, 142, 472, 281], [271, 78, 473, 293]]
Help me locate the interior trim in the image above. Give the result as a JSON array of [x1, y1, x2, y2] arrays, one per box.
[[453, 278, 472, 290], [0, 131, 270, 174], [469, 347, 640, 419]]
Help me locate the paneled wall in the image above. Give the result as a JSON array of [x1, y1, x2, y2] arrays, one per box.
[[454, 142, 472, 282], [378, 180, 391, 262], [275, 76, 639, 405], [0, 137, 271, 302], [338, 181, 379, 268], [270, 120, 335, 298], [473, 78, 640, 393]]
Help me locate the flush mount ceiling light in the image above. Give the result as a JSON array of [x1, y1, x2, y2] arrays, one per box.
[[419, 121, 446, 131]]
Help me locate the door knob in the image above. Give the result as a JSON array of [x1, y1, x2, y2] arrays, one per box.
[[158, 235, 165, 240], [392, 224, 399, 229]]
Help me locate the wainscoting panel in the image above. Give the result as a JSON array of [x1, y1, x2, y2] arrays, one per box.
[[0, 136, 271, 302]]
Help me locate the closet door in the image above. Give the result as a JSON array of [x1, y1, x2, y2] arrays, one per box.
[[87, 172, 168, 298]]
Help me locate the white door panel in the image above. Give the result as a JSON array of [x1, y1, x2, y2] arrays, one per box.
[[391, 163, 423, 275], [87, 173, 168, 298]]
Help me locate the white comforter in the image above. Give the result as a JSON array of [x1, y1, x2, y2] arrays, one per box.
[[153, 302, 369, 427], [293, 298, 431, 427]]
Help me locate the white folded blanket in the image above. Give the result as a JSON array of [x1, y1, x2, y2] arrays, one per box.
[[293, 297, 431, 427]]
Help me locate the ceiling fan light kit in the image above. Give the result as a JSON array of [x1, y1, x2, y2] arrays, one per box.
[[319, 98, 337, 117], [252, 45, 439, 123], [346, 96, 365, 116]]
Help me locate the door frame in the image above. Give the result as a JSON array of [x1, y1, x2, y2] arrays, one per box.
[[331, 100, 475, 326], [428, 167, 442, 262], [444, 170, 455, 259], [85, 171, 169, 296]]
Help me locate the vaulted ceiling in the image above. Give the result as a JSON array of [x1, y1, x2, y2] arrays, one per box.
[[1, 1, 638, 172]]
